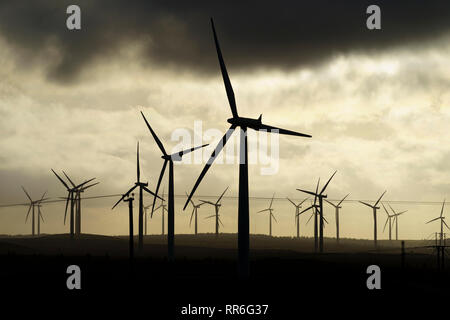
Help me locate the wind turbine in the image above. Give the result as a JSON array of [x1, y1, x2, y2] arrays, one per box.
[[387, 203, 407, 241], [112, 193, 135, 261], [61, 172, 99, 236], [199, 187, 229, 236], [287, 197, 308, 238], [186, 192, 205, 235], [22, 187, 48, 236], [183, 19, 311, 277], [257, 193, 277, 236], [153, 189, 168, 235], [141, 113, 208, 261], [297, 171, 337, 253], [325, 193, 349, 243], [112, 142, 163, 251], [381, 203, 395, 241], [301, 198, 328, 249], [359, 190, 387, 247], [51, 169, 95, 238], [426, 200, 448, 244]]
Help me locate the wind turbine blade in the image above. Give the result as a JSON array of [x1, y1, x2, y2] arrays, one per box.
[[176, 144, 209, 159], [296, 189, 317, 197], [25, 205, 32, 223], [383, 217, 389, 232], [64, 192, 71, 225], [337, 194, 349, 206], [51, 169, 70, 189], [299, 205, 313, 214], [271, 213, 277, 223], [443, 220, 450, 230], [210, 18, 238, 119], [257, 123, 311, 138], [216, 186, 229, 204], [299, 197, 308, 207], [75, 178, 96, 189], [183, 125, 236, 210], [396, 211, 407, 216], [257, 208, 270, 213], [324, 199, 337, 208], [80, 182, 100, 191], [189, 209, 195, 227], [151, 159, 168, 217], [140, 111, 167, 156], [382, 203, 390, 216], [39, 191, 47, 202], [39, 208, 44, 223], [199, 200, 216, 205], [269, 193, 275, 209], [205, 215, 215, 219], [320, 170, 337, 195], [322, 216, 329, 224], [359, 201, 374, 208], [440, 200, 445, 217], [219, 217, 224, 227], [426, 217, 440, 224], [186, 191, 195, 207], [137, 141, 140, 182], [306, 213, 314, 225], [62, 171, 76, 188], [112, 185, 137, 210], [314, 178, 320, 206], [374, 190, 387, 206], [21, 186, 32, 202], [286, 197, 296, 207], [387, 203, 397, 215], [143, 186, 164, 201]]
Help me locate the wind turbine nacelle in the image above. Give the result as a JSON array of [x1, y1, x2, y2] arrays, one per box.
[[227, 115, 263, 128]]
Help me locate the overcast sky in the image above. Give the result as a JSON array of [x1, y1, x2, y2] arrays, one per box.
[[0, 1, 449, 240]]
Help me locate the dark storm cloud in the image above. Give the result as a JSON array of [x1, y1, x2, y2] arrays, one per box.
[[1, 0, 450, 83]]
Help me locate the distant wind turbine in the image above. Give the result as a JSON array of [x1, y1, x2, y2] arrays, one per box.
[[183, 18, 311, 277], [297, 171, 337, 253], [359, 190, 387, 247], [153, 189, 168, 235], [51, 169, 95, 238], [258, 193, 277, 236], [112, 142, 163, 251], [381, 203, 395, 241], [199, 187, 229, 236], [112, 193, 135, 261], [287, 197, 308, 238], [426, 200, 448, 244], [325, 193, 349, 243], [186, 192, 205, 235], [387, 203, 407, 241], [21, 187, 48, 236]]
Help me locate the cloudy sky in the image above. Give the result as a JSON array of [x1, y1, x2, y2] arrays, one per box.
[[1, 1, 450, 240]]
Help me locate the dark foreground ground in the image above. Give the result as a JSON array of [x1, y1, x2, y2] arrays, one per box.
[[0, 233, 448, 317]]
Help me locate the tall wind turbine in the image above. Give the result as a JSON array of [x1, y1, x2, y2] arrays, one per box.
[[111, 142, 162, 251], [426, 200, 448, 244], [387, 203, 407, 241], [359, 190, 387, 247], [183, 19, 311, 277], [199, 187, 229, 236], [141, 113, 208, 261], [297, 171, 337, 253], [62, 171, 99, 236], [287, 197, 308, 238], [325, 194, 349, 243], [381, 203, 395, 241], [51, 169, 95, 238], [258, 193, 277, 236], [22, 187, 48, 236], [186, 194, 205, 235], [153, 189, 168, 235]]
